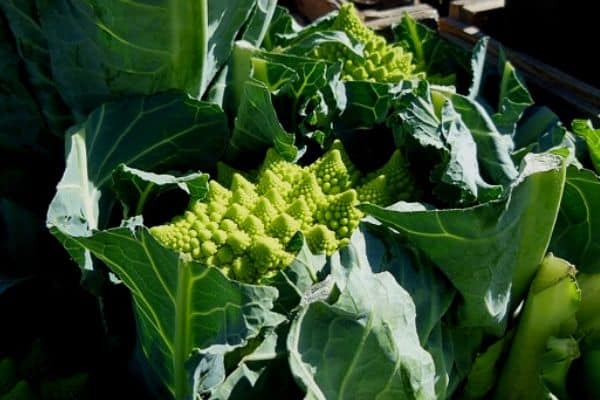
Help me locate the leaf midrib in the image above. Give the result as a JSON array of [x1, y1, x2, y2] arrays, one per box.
[[337, 312, 374, 400], [174, 259, 192, 400]]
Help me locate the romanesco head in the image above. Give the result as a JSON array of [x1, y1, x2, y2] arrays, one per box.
[[268, 213, 301, 245], [207, 181, 231, 204], [316, 190, 363, 240], [227, 230, 252, 255], [357, 175, 392, 205], [224, 204, 250, 225], [306, 224, 339, 256], [252, 198, 278, 225], [310, 3, 418, 83], [289, 171, 325, 212], [264, 188, 288, 211], [364, 149, 415, 201], [286, 198, 314, 231], [240, 215, 265, 236], [231, 173, 258, 209], [257, 169, 292, 197], [310, 148, 354, 194], [259, 148, 302, 184], [330, 139, 361, 182], [150, 142, 415, 283], [250, 236, 292, 273], [231, 256, 256, 282]]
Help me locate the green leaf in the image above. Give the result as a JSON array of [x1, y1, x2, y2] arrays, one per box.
[[393, 14, 469, 85], [70, 222, 283, 399], [436, 99, 504, 204], [204, 0, 261, 92], [550, 167, 600, 273], [394, 82, 441, 149], [572, 119, 600, 173], [511, 106, 582, 168], [0, 358, 17, 396], [576, 273, 600, 398], [288, 264, 437, 400], [282, 31, 363, 59], [240, 0, 277, 46], [212, 326, 301, 399], [466, 37, 533, 136], [212, 331, 278, 399], [393, 82, 503, 205], [577, 272, 600, 342], [449, 94, 518, 185], [35, 0, 264, 116], [514, 107, 562, 149], [226, 79, 296, 163], [47, 92, 229, 271], [187, 351, 225, 398], [112, 166, 209, 219], [468, 37, 489, 100], [0, 16, 44, 151], [251, 51, 346, 139], [347, 225, 456, 399], [492, 54, 533, 135], [36, 0, 201, 116], [461, 333, 512, 399], [265, 9, 336, 50], [353, 224, 455, 343], [0, 0, 73, 134], [0, 380, 36, 400], [262, 241, 326, 314], [539, 336, 579, 400], [361, 153, 566, 332], [262, 6, 303, 51], [339, 81, 393, 128]]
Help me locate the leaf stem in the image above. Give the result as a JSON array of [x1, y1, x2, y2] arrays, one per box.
[[174, 260, 192, 399], [135, 183, 155, 217], [198, 0, 209, 96]]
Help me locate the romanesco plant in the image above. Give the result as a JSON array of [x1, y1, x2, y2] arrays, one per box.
[[150, 141, 415, 283], [311, 3, 418, 82]]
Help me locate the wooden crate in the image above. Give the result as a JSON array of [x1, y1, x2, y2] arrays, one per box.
[[441, 1, 600, 121], [293, 0, 439, 25], [449, 0, 504, 25]]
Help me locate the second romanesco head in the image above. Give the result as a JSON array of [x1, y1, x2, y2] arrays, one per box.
[[311, 3, 418, 83]]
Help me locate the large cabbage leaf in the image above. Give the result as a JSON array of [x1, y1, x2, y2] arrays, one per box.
[[361, 153, 566, 333]]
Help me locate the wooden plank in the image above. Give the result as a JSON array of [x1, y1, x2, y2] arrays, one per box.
[[363, 4, 439, 29], [438, 17, 600, 120], [450, 0, 505, 24], [449, 0, 469, 18], [294, 0, 420, 21], [362, 3, 431, 18]]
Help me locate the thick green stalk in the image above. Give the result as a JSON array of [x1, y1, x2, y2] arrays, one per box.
[[576, 273, 600, 398], [577, 273, 600, 336], [494, 254, 581, 400]]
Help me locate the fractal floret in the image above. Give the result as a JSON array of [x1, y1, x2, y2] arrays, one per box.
[[311, 3, 418, 82], [150, 141, 415, 282]]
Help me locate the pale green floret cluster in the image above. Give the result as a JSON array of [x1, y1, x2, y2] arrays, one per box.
[[311, 3, 418, 82], [150, 140, 415, 283]]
